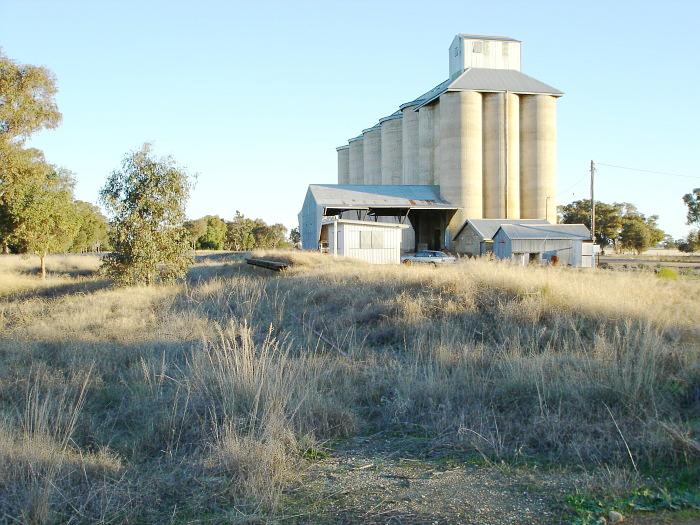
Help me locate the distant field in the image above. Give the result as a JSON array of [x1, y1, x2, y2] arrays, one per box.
[[0, 252, 698, 524]]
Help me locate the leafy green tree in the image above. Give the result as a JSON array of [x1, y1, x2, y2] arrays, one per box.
[[0, 50, 61, 144], [677, 230, 699, 253], [70, 201, 109, 252], [559, 199, 623, 253], [289, 227, 301, 246], [225, 211, 257, 251], [199, 215, 227, 249], [1, 51, 62, 253], [9, 168, 79, 278], [100, 144, 192, 286], [253, 222, 288, 248], [619, 211, 664, 254], [184, 218, 207, 250], [683, 188, 700, 226]]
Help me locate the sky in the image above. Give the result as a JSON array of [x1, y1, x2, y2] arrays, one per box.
[[1, 0, 699, 238]]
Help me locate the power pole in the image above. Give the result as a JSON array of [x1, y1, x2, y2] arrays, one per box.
[[590, 160, 596, 242]]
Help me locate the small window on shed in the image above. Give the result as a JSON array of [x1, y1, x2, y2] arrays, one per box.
[[472, 41, 483, 53], [360, 230, 372, 249], [371, 230, 384, 249]]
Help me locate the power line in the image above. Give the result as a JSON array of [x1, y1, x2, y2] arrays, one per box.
[[557, 173, 590, 196], [596, 162, 700, 180]]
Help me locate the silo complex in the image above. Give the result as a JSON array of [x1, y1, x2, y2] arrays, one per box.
[[380, 114, 403, 184], [401, 103, 420, 184], [362, 126, 382, 185], [348, 136, 364, 185], [336, 146, 350, 184], [332, 34, 562, 250]]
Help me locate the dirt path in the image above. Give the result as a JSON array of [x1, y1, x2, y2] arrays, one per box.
[[284, 437, 579, 524]]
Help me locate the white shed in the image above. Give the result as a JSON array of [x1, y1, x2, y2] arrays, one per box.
[[320, 219, 408, 264], [492, 223, 594, 268]]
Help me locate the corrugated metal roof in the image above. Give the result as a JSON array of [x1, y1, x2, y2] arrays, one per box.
[[450, 68, 562, 95], [307, 184, 456, 209], [378, 110, 403, 124], [459, 218, 550, 240], [497, 223, 591, 240], [457, 33, 520, 42], [414, 68, 562, 109], [400, 78, 452, 110]]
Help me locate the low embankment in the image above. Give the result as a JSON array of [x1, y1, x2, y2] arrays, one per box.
[[0, 252, 697, 522]]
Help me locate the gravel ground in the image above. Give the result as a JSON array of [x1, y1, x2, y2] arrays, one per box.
[[282, 437, 582, 524]]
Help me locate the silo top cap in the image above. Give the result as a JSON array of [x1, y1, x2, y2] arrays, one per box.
[[379, 112, 402, 124], [336, 145, 349, 151], [348, 135, 364, 143], [362, 124, 381, 134]]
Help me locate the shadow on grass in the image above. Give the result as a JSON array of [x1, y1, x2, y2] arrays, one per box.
[[6, 278, 113, 301]]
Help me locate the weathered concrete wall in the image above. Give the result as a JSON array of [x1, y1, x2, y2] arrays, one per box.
[[417, 105, 435, 185], [520, 94, 556, 222], [336, 146, 349, 184], [401, 105, 420, 184], [362, 127, 381, 185], [380, 116, 403, 184], [439, 90, 483, 242], [348, 136, 364, 185]]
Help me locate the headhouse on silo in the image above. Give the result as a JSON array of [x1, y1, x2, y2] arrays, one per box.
[[299, 33, 563, 256]]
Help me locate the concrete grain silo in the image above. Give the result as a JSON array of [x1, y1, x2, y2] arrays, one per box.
[[348, 136, 364, 185], [362, 125, 382, 185], [482, 92, 520, 218], [336, 145, 350, 184], [380, 113, 403, 184], [400, 103, 420, 184], [438, 90, 483, 238], [520, 94, 557, 222], [417, 105, 436, 185]]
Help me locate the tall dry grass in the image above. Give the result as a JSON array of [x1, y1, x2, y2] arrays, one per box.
[[0, 251, 697, 522]]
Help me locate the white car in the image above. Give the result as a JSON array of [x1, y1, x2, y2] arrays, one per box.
[[401, 250, 457, 265]]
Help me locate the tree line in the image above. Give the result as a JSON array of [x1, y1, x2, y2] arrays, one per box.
[[184, 212, 292, 251], [559, 195, 700, 254], [0, 50, 292, 284], [558, 200, 665, 254]]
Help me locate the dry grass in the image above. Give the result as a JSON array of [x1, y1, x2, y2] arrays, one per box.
[[0, 251, 697, 522]]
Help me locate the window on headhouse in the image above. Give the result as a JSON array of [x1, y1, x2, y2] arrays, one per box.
[[472, 41, 483, 53], [502, 42, 509, 57]]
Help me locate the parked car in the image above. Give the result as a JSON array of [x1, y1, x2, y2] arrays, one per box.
[[401, 250, 456, 265]]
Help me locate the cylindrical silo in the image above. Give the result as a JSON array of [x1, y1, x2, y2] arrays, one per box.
[[482, 92, 505, 219], [438, 90, 483, 240], [348, 135, 364, 185], [433, 101, 441, 186], [400, 103, 420, 184], [520, 94, 557, 221], [380, 113, 403, 185], [505, 92, 520, 218], [362, 125, 381, 185], [418, 104, 435, 185], [336, 145, 350, 184]]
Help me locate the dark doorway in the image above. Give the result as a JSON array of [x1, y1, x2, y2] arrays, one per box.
[[431, 229, 441, 250]]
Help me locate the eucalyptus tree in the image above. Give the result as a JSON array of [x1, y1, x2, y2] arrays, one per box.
[[100, 144, 192, 286]]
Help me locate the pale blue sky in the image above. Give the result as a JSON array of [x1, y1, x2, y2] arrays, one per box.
[[2, 0, 699, 237]]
